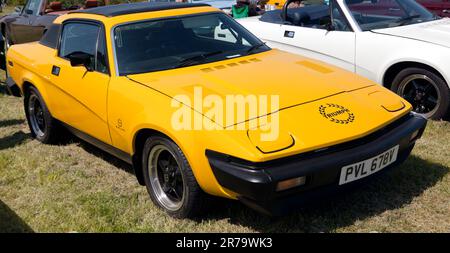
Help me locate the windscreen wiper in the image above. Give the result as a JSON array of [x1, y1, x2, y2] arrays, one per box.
[[396, 14, 421, 26], [246, 42, 267, 55], [175, 51, 224, 68]]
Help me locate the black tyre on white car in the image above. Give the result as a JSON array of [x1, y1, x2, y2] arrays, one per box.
[[391, 67, 450, 120]]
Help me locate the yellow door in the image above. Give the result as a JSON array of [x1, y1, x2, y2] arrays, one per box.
[[47, 21, 112, 144]]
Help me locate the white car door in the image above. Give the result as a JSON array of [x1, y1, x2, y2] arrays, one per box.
[[276, 24, 355, 72], [244, 2, 356, 72]]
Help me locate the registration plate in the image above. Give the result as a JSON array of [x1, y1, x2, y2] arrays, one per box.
[[339, 145, 399, 185]]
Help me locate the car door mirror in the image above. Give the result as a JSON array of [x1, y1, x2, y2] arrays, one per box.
[[326, 22, 336, 31], [67, 52, 93, 71]]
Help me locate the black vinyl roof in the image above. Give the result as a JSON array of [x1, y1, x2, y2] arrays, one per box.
[[70, 2, 211, 17]]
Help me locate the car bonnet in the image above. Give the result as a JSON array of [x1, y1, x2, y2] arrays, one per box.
[[126, 50, 375, 128], [372, 18, 450, 49]]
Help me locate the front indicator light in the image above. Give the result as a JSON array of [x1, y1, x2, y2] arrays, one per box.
[[276, 176, 306, 192]]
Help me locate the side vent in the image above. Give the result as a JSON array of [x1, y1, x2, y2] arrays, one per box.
[[214, 65, 226, 70], [200, 68, 214, 73]]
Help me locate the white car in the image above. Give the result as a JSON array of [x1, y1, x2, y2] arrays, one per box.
[[238, 0, 450, 119]]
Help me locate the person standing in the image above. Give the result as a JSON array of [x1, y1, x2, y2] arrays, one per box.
[[232, 0, 263, 18]]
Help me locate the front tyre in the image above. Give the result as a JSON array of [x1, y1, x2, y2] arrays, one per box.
[[142, 135, 207, 218], [24, 86, 62, 144], [391, 67, 450, 119]]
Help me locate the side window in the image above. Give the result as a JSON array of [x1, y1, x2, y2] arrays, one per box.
[[60, 22, 108, 74], [23, 0, 42, 15]]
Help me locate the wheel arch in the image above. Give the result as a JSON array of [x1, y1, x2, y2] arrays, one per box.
[[20, 75, 54, 114], [382, 61, 447, 90], [131, 128, 185, 186], [22, 80, 34, 96], [21, 75, 47, 96]]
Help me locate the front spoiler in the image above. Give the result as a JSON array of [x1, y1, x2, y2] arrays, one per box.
[[206, 113, 427, 215]]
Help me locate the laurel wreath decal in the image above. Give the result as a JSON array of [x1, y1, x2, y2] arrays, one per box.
[[319, 103, 355, 124]]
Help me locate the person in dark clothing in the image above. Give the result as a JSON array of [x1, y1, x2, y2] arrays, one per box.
[[232, 0, 264, 18]]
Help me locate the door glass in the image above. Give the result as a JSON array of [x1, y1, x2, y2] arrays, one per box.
[[23, 0, 42, 15], [96, 30, 109, 74], [59, 23, 100, 71]]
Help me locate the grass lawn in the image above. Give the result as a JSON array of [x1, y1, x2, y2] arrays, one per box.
[[1, 5, 17, 14], [0, 68, 448, 232]]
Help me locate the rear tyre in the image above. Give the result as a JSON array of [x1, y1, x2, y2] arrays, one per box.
[[391, 67, 450, 119], [24, 86, 62, 144], [142, 135, 207, 218]]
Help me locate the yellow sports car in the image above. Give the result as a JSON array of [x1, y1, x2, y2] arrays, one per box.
[[6, 2, 426, 217]]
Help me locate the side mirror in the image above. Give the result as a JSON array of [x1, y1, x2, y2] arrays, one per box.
[[14, 6, 23, 13], [326, 22, 336, 31], [67, 52, 93, 71]]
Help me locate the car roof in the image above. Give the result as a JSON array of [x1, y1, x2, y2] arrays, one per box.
[[69, 2, 210, 17]]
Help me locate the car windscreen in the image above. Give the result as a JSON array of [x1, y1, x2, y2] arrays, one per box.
[[113, 12, 270, 75], [345, 0, 438, 31]]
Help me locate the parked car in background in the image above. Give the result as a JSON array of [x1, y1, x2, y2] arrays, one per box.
[[417, 0, 450, 17], [0, 0, 100, 71], [238, 0, 450, 119], [265, 0, 450, 17], [5, 2, 426, 217]]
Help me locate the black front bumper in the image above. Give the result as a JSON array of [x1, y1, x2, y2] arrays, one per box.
[[206, 113, 427, 216]]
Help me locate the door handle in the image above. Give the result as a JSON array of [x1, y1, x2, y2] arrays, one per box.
[[51, 65, 60, 76]]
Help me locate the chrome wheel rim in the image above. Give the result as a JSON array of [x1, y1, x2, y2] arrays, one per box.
[[148, 145, 185, 211], [28, 94, 46, 138], [399, 74, 440, 118]]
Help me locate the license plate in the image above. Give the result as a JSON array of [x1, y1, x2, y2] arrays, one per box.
[[339, 145, 399, 185]]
